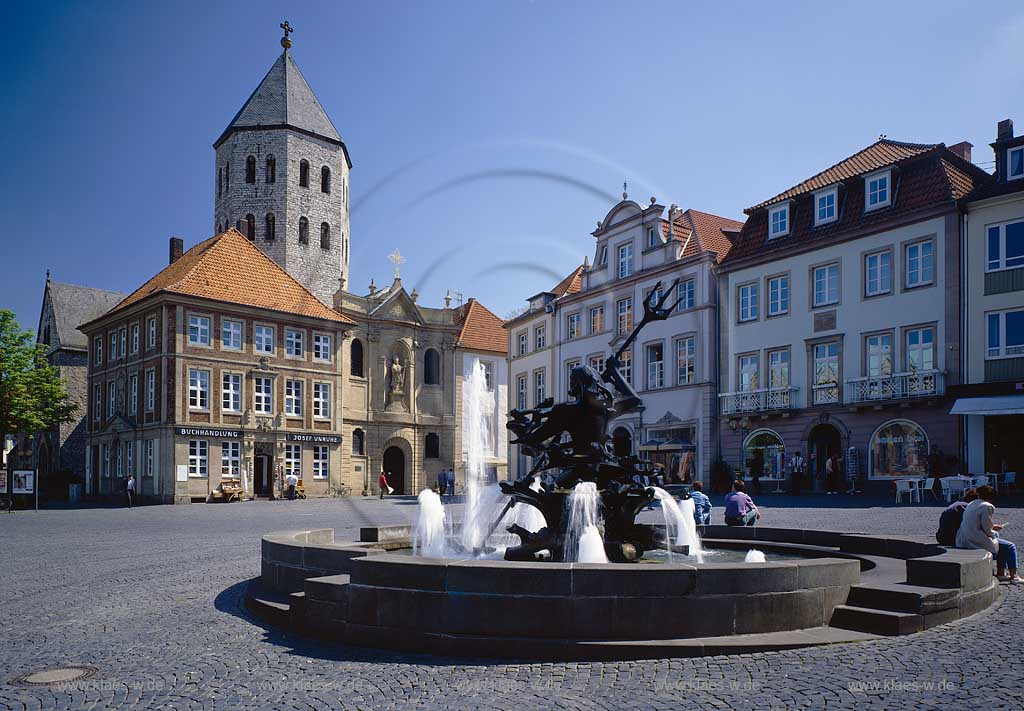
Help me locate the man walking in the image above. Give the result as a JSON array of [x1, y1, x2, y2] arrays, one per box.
[[436, 470, 446, 497], [379, 470, 391, 500], [126, 474, 135, 508], [285, 471, 298, 500]]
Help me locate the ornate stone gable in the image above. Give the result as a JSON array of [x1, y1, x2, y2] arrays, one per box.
[[369, 287, 424, 326]]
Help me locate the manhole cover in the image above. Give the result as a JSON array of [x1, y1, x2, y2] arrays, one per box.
[[15, 666, 97, 686]]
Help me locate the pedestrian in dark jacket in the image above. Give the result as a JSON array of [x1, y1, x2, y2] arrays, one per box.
[[936, 488, 978, 546]]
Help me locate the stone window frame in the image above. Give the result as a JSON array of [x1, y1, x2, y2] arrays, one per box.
[[564, 358, 582, 399], [985, 217, 1024, 273], [188, 439, 208, 478], [674, 333, 697, 386], [253, 375, 274, 415], [284, 378, 305, 417], [188, 367, 211, 411], [616, 296, 633, 336], [566, 311, 581, 340], [861, 327, 896, 379], [862, 245, 894, 300], [93, 383, 102, 422], [312, 332, 333, 362], [128, 373, 139, 416], [222, 440, 242, 479], [901, 235, 937, 292], [312, 445, 330, 479], [145, 369, 156, 412], [107, 380, 116, 417], [533, 368, 547, 407], [285, 328, 306, 360], [221, 318, 244, 352], [109, 331, 118, 363], [805, 334, 845, 406], [285, 444, 303, 479], [516, 330, 528, 357], [312, 381, 332, 420], [864, 168, 893, 212], [515, 373, 527, 410], [809, 259, 842, 310], [676, 276, 697, 312], [737, 279, 760, 323], [766, 345, 792, 390], [765, 271, 790, 318], [813, 186, 839, 227], [617, 240, 635, 279], [590, 304, 606, 334], [534, 324, 547, 350], [901, 321, 938, 372], [94, 336, 103, 367], [221, 370, 244, 414], [643, 338, 665, 391], [146, 316, 158, 350], [130, 321, 140, 354], [187, 311, 213, 349], [736, 350, 760, 392], [254, 323, 276, 356], [768, 202, 791, 239]]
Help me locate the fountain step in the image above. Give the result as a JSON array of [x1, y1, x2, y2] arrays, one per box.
[[341, 622, 879, 660], [846, 582, 960, 614], [245, 582, 292, 628], [829, 604, 923, 636]]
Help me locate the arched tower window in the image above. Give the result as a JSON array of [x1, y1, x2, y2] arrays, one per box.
[[225, 162, 230, 191], [217, 167, 222, 197], [299, 160, 310, 188], [265, 213, 275, 241], [350, 339, 364, 377], [265, 155, 276, 184], [320, 222, 330, 250], [298, 217, 309, 244], [321, 166, 331, 193], [352, 428, 365, 455], [245, 155, 256, 184], [424, 348, 441, 385], [245, 214, 255, 240], [425, 433, 440, 459]]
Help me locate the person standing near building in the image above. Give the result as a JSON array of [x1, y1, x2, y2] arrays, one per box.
[[126, 474, 135, 508], [285, 471, 298, 500], [436, 470, 446, 497], [379, 470, 390, 500]]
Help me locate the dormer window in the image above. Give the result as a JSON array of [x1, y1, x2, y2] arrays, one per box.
[[617, 243, 634, 278], [1009, 146, 1024, 181], [768, 204, 789, 239], [814, 187, 838, 226], [646, 227, 660, 248], [597, 245, 608, 266], [865, 170, 892, 210]]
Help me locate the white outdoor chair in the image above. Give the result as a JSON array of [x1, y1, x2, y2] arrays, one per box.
[[939, 478, 953, 502], [921, 478, 937, 501], [895, 479, 918, 504], [1006, 472, 1017, 491], [975, 475, 989, 488]]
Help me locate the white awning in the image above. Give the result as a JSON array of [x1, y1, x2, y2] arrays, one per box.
[[950, 395, 1024, 416]]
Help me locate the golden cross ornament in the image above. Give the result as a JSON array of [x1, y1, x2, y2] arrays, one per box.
[[387, 249, 406, 278]]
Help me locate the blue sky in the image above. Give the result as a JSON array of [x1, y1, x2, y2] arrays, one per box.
[[1, 0, 1021, 332]]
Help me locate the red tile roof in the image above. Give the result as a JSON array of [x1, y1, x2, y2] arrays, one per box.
[[454, 298, 508, 354], [104, 229, 353, 323], [752, 139, 938, 210], [722, 142, 993, 268], [550, 264, 586, 297], [670, 209, 744, 263]]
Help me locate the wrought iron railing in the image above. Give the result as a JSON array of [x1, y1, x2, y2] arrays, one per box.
[[845, 369, 944, 404], [719, 387, 796, 414]]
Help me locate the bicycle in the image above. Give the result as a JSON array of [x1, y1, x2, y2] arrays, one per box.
[[0, 496, 12, 513], [327, 484, 353, 498]]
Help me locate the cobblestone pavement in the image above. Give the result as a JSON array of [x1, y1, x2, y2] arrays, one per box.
[[2, 494, 1023, 710]]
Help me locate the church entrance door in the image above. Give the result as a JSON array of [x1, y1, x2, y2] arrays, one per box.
[[383, 447, 405, 495], [254, 455, 271, 497]]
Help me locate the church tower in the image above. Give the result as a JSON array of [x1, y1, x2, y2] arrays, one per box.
[[213, 23, 352, 304]]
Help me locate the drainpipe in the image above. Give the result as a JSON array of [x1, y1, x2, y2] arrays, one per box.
[[959, 209, 969, 471]]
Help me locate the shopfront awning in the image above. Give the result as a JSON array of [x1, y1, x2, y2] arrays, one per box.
[[950, 395, 1024, 416], [657, 439, 697, 452], [638, 439, 664, 452]]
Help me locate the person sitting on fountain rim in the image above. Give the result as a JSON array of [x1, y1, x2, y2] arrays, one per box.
[[724, 479, 760, 527], [689, 480, 712, 530], [935, 487, 977, 547], [956, 485, 1023, 583]]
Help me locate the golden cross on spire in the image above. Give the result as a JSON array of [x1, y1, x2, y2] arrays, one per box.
[[280, 21, 294, 50], [387, 249, 406, 279]]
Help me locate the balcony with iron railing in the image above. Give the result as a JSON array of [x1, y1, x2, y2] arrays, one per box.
[[719, 387, 797, 415], [844, 369, 944, 405]]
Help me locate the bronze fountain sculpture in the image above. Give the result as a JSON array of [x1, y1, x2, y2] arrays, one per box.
[[500, 279, 688, 562]]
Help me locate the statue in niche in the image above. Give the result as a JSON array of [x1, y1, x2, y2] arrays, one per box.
[[385, 354, 406, 408]]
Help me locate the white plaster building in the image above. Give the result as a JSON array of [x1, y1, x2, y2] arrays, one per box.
[[953, 118, 1024, 476], [506, 196, 743, 485], [719, 139, 992, 491]]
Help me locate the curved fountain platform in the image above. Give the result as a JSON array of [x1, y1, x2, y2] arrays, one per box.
[[248, 525, 1000, 660]]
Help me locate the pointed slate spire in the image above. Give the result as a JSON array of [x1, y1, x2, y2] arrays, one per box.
[[214, 48, 343, 151]]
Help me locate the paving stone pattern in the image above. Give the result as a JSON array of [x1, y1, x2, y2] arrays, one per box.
[[2, 495, 1023, 710]]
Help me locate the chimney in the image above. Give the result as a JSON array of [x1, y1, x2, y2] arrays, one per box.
[[948, 141, 972, 163], [169, 236, 183, 264], [998, 119, 1014, 142]]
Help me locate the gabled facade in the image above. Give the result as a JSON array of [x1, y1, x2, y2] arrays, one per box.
[[718, 139, 992, 488], [507, 196, 743, 485], [953, 118, 1024, 475]]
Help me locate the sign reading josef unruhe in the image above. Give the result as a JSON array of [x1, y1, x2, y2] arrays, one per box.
[[175, 427, 242, 438], [286, 433, 342, 444]]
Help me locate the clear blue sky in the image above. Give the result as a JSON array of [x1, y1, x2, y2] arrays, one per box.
[[2, 0, 1020, 332]]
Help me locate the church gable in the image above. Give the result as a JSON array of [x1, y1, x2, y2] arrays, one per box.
[[369, 288, 424, 325]]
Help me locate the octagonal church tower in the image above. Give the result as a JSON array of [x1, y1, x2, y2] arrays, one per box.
[[213, 26, 352, 305]]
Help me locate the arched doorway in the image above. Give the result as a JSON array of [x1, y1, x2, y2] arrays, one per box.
[[612, 427, 633, 458], [383, 446, 405, 494], [807, 424, 841, 488], [743, 429, 786, 479]]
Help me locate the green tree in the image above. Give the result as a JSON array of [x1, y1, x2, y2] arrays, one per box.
[[0, 310, 76, 444]]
